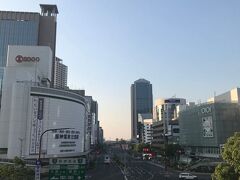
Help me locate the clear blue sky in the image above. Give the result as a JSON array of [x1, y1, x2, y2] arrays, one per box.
[[2, 0, 240, 140]]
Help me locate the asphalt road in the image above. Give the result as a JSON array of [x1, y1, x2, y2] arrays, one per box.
[[86, 145, 211, 180], [86, 154, 125, 180], [125, 160, 211, 180]]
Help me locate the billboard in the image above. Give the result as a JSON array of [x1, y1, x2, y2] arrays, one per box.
[[30, 97, 44, 154], [202, 116, 214, 137], [29, 96, 86, 156]]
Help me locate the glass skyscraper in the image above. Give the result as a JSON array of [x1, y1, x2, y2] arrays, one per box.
[[131, 79, 153, 141]]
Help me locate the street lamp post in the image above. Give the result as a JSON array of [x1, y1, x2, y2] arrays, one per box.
[[18, 138, 23, 158], [35, 127, 73, 180], [163, 133, 170, 180]]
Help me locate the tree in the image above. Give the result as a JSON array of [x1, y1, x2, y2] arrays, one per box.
[[0, 157, 34, 180], [212, 132, 240, 179], [221, 132, 240, 174], [212, 163, 238, 180], [165, 144, 182, 158]]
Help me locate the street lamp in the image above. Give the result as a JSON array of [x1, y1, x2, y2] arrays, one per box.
[[38, 127, 73, 160], [35, 127, 74, 180], [162, 133, 170, 180], [18, 138, 23, 158]]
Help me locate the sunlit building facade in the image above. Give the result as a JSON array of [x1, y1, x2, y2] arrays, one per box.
[[0, 46, 87, 159], [54, 57, 68, 89], [0, 4, 58, 88]]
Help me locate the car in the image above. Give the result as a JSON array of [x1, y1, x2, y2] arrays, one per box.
[[179, 172, 198, 179], [104, 155, 111, 164]]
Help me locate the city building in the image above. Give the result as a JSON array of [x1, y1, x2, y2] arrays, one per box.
[[131, 79, 153, 142], [143, 119, 153, 144], [208, 87, 240, 103], [98, 127, 104, 144], [0, 45, 87, 159], [138, 113, 153, 144], [152, 121, 164, 149], [177, 87, 240, 159], [54, 57, 68, 89], [84, 96, 99, 148], [179, 102, 240, 158], [152, 98, 186, 149], [0, 4, 58, 88]]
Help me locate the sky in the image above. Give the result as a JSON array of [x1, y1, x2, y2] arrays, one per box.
[[1, 0, 240, 140]]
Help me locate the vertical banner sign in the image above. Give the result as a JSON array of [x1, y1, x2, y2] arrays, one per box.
[[36, 98, 44, 153], [30, 97, 38, 154], [202, 116, 214, 137], [30, 97, 44, 154]]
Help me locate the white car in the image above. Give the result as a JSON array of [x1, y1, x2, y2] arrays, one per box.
[[179, 172, 198, 179], [104, 155, 111, 164]]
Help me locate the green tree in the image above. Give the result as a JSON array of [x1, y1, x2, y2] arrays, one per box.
[[212, 132, 240, 179], [0, 157, 34, 180], [212, 163, 238, 180], [165, 144, 182, 158]]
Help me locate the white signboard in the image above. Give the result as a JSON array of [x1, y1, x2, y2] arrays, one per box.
[[202, 116, 214, 137], [49, 129, 82, 154], [30, 97, 44, 154], [201, 106, 212, 114], [46, 98, 85, 155]]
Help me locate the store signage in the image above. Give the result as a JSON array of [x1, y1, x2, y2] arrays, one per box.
[[201, 106, 212, 114], [15, 55, 40, 63], [202, 116, 214, 137], [29, 97, 44, 154], [49, 158, 86, 180]]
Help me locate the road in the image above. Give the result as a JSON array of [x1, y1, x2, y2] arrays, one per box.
[[86, 145, 211, 180], [125, 159, 211, 180], [86, 154, 125, 180]]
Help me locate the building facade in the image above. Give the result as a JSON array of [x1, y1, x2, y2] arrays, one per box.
[[179, 102, 240, 158], [143, 119, 153, 144], [208, 87, 240, 103], [0, 4, 58, 87], [0, 46, 87, 159], [138, 113, 153, 144], [152, 98, 186, 150], [54, 57, 68, 89], [131, 79, 153, 142]]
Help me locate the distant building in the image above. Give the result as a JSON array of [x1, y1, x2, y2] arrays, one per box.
[[143, 119, 153, 144], [54, 57, 68, 89], [99, 127, 104, 144], [152, 98, 186, 149], [208, 87, 240, 103], [131, 79, 153, 142], [138, 113, 153, 144], [68, 89, 85, 96], [154, 98, 186, 134], [179, 102, 240, 158]]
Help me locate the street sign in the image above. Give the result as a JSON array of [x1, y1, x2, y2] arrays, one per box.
[[35, 160, 41, 180], [49, 158, 86, 180]]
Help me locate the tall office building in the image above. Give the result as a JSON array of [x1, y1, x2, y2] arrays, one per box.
[[131, 79, 153, 141], [54, 57, 68, 89], [0, 4, 58, 88]]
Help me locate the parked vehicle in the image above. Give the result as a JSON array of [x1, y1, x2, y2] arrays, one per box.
[[179, 172, 198, 179]]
